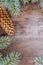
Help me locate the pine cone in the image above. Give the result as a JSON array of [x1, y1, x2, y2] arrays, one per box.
[[0, 6, 15, 36]]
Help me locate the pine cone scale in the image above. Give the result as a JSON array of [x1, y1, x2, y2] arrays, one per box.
[[0, 6, 15, 35]]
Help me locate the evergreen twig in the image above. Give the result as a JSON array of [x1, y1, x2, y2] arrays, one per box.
[[1, 0, 20, 15], [0, 0, 43, 16], [20, 0, 29, 4], [34, 57, 43, 65], [0, 36, 12, 49], [0, 51, 21, 65]]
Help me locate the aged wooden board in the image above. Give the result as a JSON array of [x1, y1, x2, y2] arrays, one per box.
[[1, 5, 43, 65]]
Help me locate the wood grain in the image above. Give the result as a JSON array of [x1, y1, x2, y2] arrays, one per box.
[[1, 5, 43, 65]]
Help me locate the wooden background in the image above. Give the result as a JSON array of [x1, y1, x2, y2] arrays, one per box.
[[1, 4, 43, 65]]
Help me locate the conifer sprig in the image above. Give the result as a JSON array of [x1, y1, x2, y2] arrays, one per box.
[[1, 0, 20, 15], [34, 57, 43, 65], [0, 0, 43, 16], [20, 0, 29, 4], [0, 36, 12, 49], [0, 51, 21, 65], [40, 0, 43, 9]]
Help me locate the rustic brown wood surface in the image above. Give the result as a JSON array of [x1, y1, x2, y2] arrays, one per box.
[[1, 5, 43, 65]]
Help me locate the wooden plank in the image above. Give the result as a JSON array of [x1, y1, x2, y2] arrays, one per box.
[[1, 5, 43, 65]]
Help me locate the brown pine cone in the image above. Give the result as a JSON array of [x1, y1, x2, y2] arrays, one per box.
[[0, 6, 15, 36]]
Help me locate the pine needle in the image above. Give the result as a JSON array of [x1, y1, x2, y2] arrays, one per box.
[[20, 0, 29, 4], [0, 0, 43, 16], [1, 0, 20, 15], [40, 0, 43, 9], [0, 36, 12, 49], [0, 51, 21, 65], [34, 57, 43, 65]]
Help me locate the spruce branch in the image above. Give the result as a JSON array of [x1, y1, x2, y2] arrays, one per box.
[[20, 0, 29, 4], [0, 36, 12, 49], [0, 51, 21, 65], [20, 0, 43, 8], [39, 0, 43, 9], [1, 0, 20, 15], [34, 57, 43, 65], [0, 0, 43, 16]]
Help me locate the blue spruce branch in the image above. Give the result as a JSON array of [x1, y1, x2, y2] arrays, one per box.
[[0, 0, 43, 16], [0, 51, 21, 65], [0, 36, 12, 49], [34, 57, 43, 65], [1, 0, 20, 15]]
